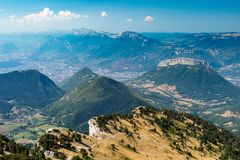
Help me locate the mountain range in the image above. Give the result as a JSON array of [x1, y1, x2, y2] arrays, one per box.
[[34, 30, 240, 69], [0, 62, 239, 137], [0, 63, 239, 137], [0, 29, 240, 159], [1, 30, 240, 85]]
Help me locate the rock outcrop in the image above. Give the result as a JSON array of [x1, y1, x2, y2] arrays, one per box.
[[158, 57, 210, 68], [88, 117, 107, 137]]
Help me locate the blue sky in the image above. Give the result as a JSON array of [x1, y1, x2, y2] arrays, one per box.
[[0, 0, 239, 33]]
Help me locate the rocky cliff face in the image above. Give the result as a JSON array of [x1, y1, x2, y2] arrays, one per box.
[[158, 57, 210, 68], [88, 117, 107, 137]]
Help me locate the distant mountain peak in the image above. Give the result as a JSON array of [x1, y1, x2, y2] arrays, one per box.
[[157, 57, 211, 68], [18, 69, 41, 74], [119, 31, 145, 40], [71, 28, 117, 38], [71, 28, 97, 35], [60, 67, 98, 92], [78, 67, 94, 74]]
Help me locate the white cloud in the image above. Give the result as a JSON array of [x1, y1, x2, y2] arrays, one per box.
[[57, 10, 89, 19], [144, 16, 154, 22], [14, 8, 88, 22], [22, 8, 54, 21], [126, 18, 133, 22], [101, 11, 108, 17], [9, 15, 16, 22]]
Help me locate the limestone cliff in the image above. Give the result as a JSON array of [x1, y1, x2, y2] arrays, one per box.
[[158, 57, 210, 68]]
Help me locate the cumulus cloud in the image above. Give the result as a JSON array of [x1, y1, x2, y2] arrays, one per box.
[[13, 8, 88, 22], [22, 8, 54, 21], [126, 18, 133, 22], [101, 11, 108, 17], [144, 16, 154, 22], [57, 10, 89, 19]]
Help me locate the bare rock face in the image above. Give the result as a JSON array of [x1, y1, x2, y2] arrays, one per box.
[[158, 57, 210, 68], [88, 118, 106, 137], [44, 150, 54, 159]]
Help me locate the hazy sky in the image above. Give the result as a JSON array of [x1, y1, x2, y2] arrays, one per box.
[[0, 0, 239, 33]]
